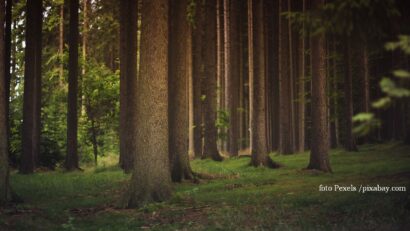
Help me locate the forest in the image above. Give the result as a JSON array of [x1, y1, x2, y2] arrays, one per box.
[[0, 0, 410, 230]]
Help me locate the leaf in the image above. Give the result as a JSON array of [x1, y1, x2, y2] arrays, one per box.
[[372, 97, 391, 109], [393, 69, 410, 79], [352, 113, 374, 122]]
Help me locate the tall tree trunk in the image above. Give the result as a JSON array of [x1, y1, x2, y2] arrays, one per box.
[[202, 0, 223, 161], [79, 0, 90, 115], [360, 42, 370, 142], [248, 0, 278, 168], [225, 0, 240, 157], [343, 37, 358, 151], [216, 0, 224, 151], [270, 0, 280, 151], [21, 0, 43, 174], [5, 0, 12, 161], [169, 0, 194, 182], [278, 0, 295, 154], [307, 0, 331, 172], [66, 0, 80, 171], [0, 0, 11, 205], [332, 38, 340, 147], [125, 0, 172, 208], [296, 0, 305, 153], [192, 1, 205, 158], [119, 0, 138, 173]]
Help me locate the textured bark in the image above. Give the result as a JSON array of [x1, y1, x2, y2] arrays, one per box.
[[5, 0, 12, 158], [1, 0, 11, 205], [278, 0, 295, 154], [270, 0, 280, 151], [331, 38, 340, 147], [307, 0, 331, 172], [225, 0, 240, 157], [169, 0, 194, 182], [21, 0, 43, 174], [202, 0, 223, 161], [192, 1, 205, 158], [66, 0, 80, 171], [216, 0, 224, 151], [296, 0, 305, 153], [119, 0, 138, 173], [248, 0, 278, 168], [126, 0, 172, 208], [343, 38, 358, 151]]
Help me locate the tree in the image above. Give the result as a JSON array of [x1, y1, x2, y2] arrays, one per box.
[[169, 0, 194, 181], [202, 0, 223, 161], [192, 0, 205, 158], [248, 0, 279, 168], [225, 0, 240, 157], [119, 0, 138, 172], [66, 0, 80, 170], [307, 0, 331, 172], [125, 0, 172, 208], [343, 37, 358, 151], [278, 0, 295, 155], [0, 0, 11, 205], [20, 0, 43, 174]]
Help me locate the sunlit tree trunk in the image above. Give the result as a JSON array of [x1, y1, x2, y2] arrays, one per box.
[[169, 0, 194, 182], [59, 4, 64, 86], [21, 0, 43, 174], [119, 0, 138, 172], [66, 0, 80, 170], [307, 0, 331, 172], [296, 0, 305, 153], [202, 0, 223, 161], [248, 0, 278, 168], [125, 0, 172, 208]]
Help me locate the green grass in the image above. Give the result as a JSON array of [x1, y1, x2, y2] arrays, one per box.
[[1, 143, 410, 230]]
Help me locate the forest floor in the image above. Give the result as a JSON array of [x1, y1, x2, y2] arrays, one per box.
[[1, 143, 410, 230]]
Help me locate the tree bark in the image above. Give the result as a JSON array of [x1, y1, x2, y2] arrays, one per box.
[[296, 0, 305, 153], [343, 37, 358, 151], [59, 4, 64, 85], [202, 0, 223, 161], [307, 0, 331, 172], [21, 0, 43, 174], [126, 0, 172, 208], [0, 0, 11, 205], [66, 0, 80, 171], [169, 0, 194, 182], [278, 0, 295, 154], [248, 0, 278, 168], [119, 0, 138, 173], [192, 1, 205, 158], [225, 0, 240, 157]]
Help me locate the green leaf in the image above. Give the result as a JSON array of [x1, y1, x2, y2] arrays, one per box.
[[372, 97, 391, 109], [393, 69, 410, 79]]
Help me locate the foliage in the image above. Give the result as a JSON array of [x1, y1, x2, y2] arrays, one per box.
[[216, 109, 229, 141], [354, 36, 410, 136]]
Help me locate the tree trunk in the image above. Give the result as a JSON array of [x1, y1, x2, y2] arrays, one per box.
[[21, 0, 43, 174], [332, 38, 340, 147], [296, 0, 305, 153], [119, 0, 138, 173], [360, 42, 370, 142], [343, 37, 358, 151], [66, 0, 80, 171], [79, 0, 90, 115], [278, 0, 295, 154], [192, 1, 205, 158], [125, 0, 172, 208], [248, 0, 278, 168], [90, 120, 98, 166], [0, 0, 11, 205], [202, 0, 223, 161], [216, 0, 224, 151], [169, 0, 194, 182], [5, 0, 11, 146], [307, 0, 331, 172], [225, 0, 240, 157]]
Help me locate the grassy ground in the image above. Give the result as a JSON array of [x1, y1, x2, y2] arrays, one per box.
[[1, 143, 410, 230]]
